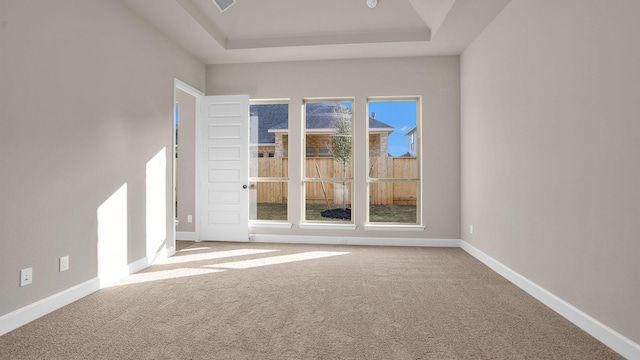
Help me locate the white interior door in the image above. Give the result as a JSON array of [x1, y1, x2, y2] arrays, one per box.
[[199, 95, 249, 241]]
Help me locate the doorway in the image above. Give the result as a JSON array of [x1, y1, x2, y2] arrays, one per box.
[[173, 79, 203, 246]]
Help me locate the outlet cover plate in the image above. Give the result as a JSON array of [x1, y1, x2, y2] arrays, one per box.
[[20, 268, 33, 286], [60, 256, 69, 272]]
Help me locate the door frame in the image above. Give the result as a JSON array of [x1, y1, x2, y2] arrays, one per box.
[[173, 78, 204, 247]]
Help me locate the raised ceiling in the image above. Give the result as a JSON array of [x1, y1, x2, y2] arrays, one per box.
[[120, 0, 511, 64]]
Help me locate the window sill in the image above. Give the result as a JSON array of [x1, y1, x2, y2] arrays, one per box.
[[299, 223, 357, 230], [364, 224, 425, 232], [249, 221, 293, 229]]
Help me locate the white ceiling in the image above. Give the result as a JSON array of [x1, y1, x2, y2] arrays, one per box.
[[120, 0, 511, 65]]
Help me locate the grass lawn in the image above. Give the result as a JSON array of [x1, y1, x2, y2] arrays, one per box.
[[255, 203, 417, 223]]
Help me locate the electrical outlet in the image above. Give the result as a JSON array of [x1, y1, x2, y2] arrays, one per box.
[[187, 215, 193, 223], [20, 268, 33, 287], [470, 224, 474, 234], [60, 255, 69, 272]]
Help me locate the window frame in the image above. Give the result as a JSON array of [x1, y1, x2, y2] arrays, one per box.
[[248, 99, 291, 224], [301, 98, 355, 225], [365, 96, 422, 227]]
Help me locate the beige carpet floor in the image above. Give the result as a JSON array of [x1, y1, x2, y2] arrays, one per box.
[[0, 241, 622, 359]]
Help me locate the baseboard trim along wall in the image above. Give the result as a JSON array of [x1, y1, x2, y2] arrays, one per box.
[[0, 278, 100, 337], [129, 245, 175, 276], [0, 245, 176, 337], [460, 240, 640, 360], [249, 234, 461, 248], [2, 237, 638, 359]]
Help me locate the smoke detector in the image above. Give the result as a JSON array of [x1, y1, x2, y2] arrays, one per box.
[[213, 0, 236, 12], [367, 0, 378, 9]]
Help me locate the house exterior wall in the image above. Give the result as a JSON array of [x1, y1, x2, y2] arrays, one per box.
[[379, 133, 389, 157], [369, 134, 381, 156], [407, 132, 417, 156], [276, 134, 386, 158], [207, 56, 461, 240], [305, 135, 333, 156], [275, 134, 286, 157], [368, 133, 389, 157], [256, 145, 276, 157]]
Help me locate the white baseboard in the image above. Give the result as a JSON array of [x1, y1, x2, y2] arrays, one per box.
[[249, 234, 460, 247], [133, 245, 175, 273], [97, 264, 131, 288], [176, 231, 198, 241], [0, 244, 176, 337], [3, 236, 636, 360], [460, 240, 640, 360], [0, 278, 100, 337]]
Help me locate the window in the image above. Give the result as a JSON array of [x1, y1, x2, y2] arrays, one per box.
[[367, 98, 420, 224], [303, 99, 354, 223], [306, 147, 315, 158], [249, 101, 289, 222], [318, 147, 332, 158]]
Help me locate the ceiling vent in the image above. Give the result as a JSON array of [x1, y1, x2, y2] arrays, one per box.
[[213, 0, 236, 12]]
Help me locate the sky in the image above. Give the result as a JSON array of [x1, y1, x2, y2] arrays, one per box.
[[368, 101, 417, 157]]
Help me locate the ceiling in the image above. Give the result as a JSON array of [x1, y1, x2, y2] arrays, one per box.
[[120, 0, 511, 65]]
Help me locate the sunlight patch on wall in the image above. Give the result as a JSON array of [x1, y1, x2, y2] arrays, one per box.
[[146, 147, 167, 259], [97, 183, 128, 285]]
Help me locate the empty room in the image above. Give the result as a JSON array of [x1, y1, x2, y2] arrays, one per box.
[[1, 0, 638, 359]]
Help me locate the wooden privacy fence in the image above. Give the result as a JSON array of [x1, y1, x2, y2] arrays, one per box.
[[369, 157, 418, 206], [254, 157, 417, 205], [252, 157, 289, 203]]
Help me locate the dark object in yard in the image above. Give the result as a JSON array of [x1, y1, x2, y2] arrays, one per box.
[[321, 208, 351, 220]]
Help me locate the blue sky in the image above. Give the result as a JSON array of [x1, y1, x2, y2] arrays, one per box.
[[368, 101, 417, 157]]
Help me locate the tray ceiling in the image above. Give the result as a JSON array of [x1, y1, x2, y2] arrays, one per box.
[[120, 0, 511, 64]]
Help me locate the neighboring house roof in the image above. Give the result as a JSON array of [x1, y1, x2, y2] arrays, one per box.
[[251, 102, 394, 145], [404, 126, 417, 136], [369, 118, 395, 132], [250, 103, 288, 144]]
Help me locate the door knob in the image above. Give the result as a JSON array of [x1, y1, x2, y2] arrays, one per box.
[[242, 184, 247, 189]]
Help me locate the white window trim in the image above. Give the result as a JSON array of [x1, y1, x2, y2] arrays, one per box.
[[299, 223, 357, 230], [302, 98, 355, 224], [364, 224, 425, 231], [366, 96, 422, 226], [249, 99, 290, 222], [249, 221, 293, 229]]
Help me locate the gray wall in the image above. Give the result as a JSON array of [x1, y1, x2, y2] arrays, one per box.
[[176, 89, 197, 232], [0, 0, 205, 315], [206, 57, 461, 240], [461, 0, 640, 343]]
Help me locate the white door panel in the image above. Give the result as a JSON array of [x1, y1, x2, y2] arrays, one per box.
[[199, 95, 249, 241]]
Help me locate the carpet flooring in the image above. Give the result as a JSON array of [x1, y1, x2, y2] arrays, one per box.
[[0, 241, 622, 359]]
